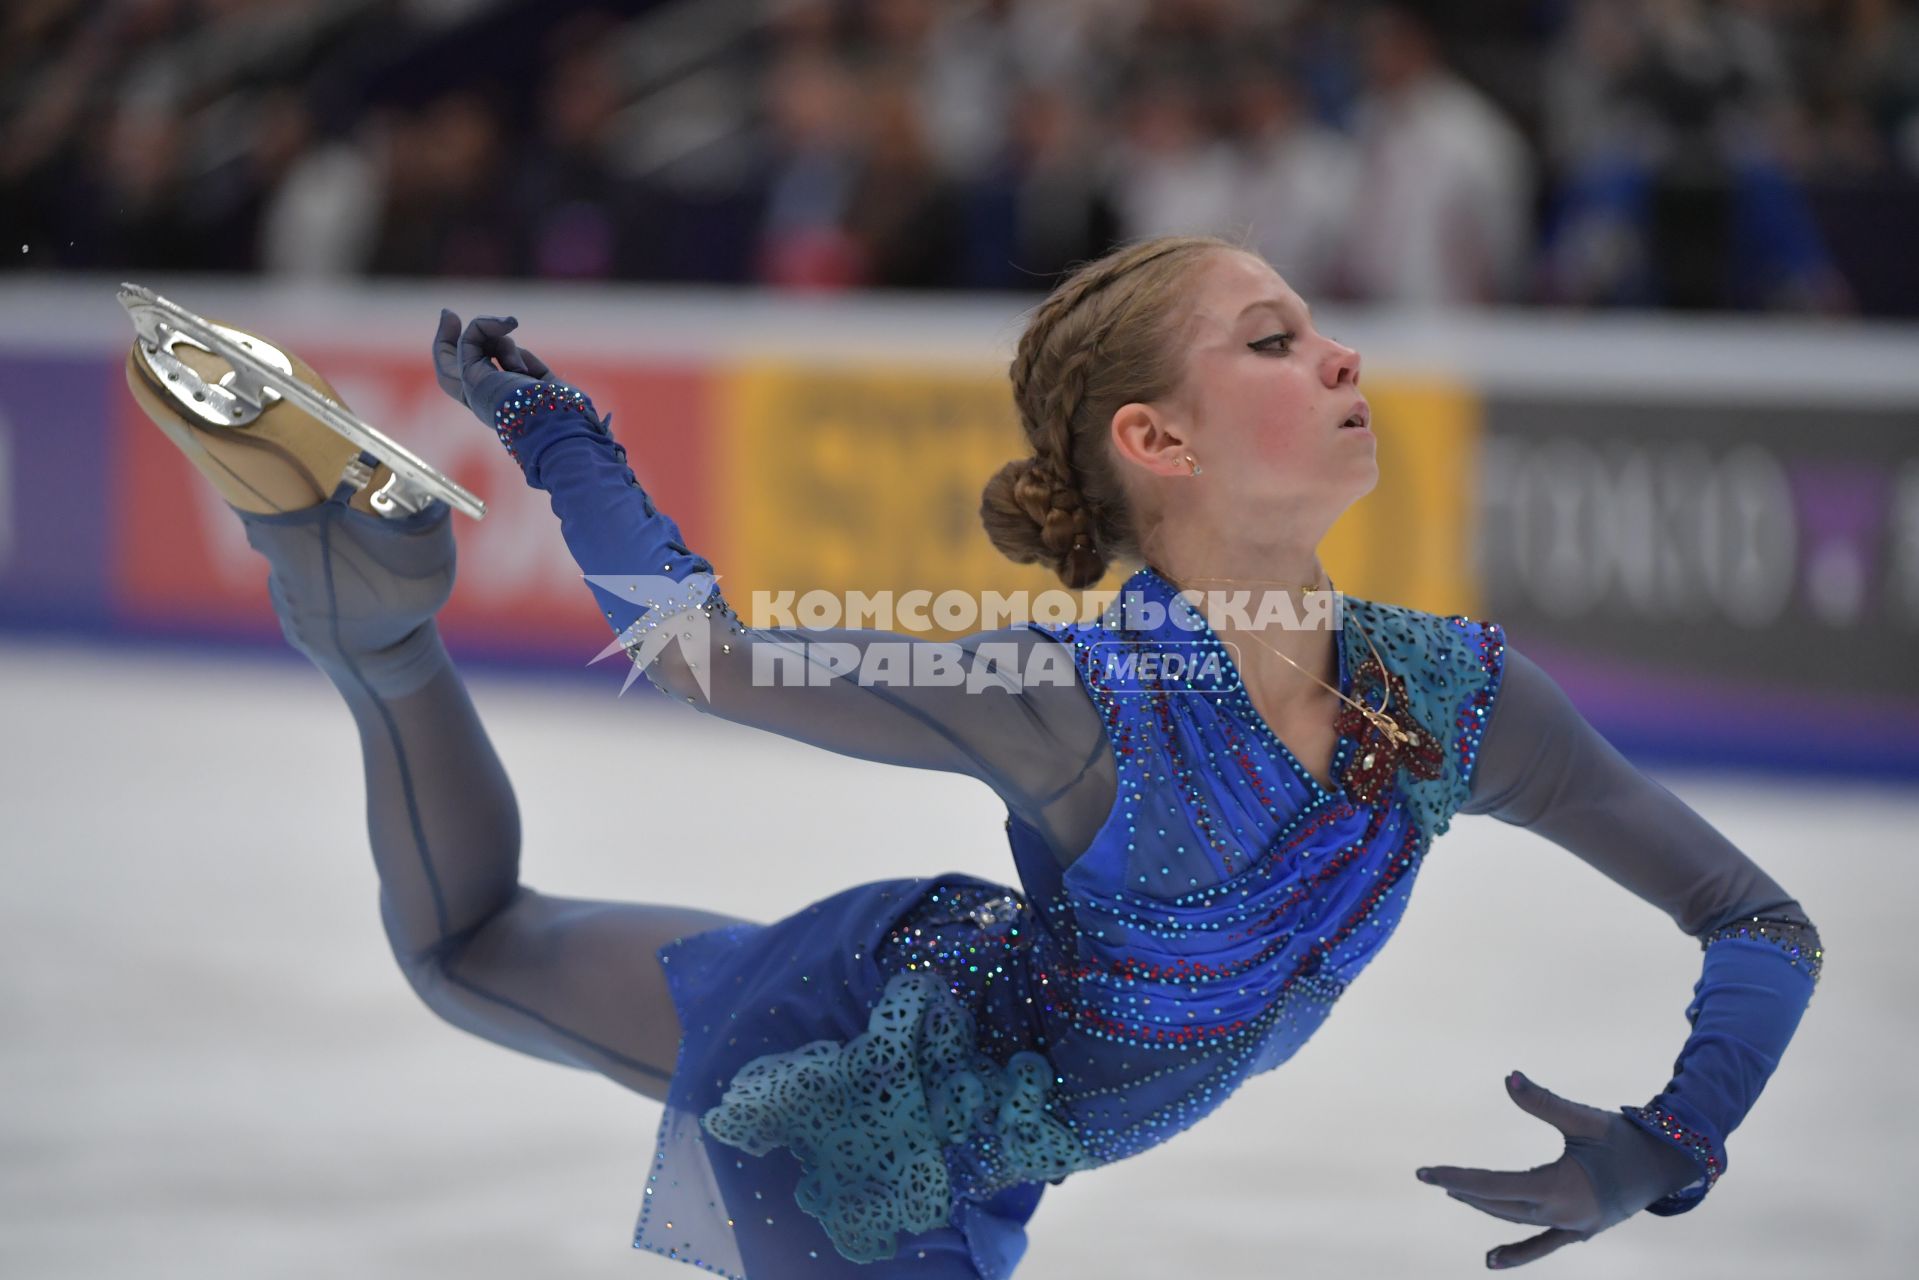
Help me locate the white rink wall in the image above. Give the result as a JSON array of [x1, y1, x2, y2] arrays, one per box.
[[7, 273, 1919, 398]]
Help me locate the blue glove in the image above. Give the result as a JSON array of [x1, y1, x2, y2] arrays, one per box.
[[1419, 1072, 1706, 1269], [431, 310, 616, 487], [429, 309, 719, 658], [1421, 912, 1822, 1268], [1618, 914, 1821, 1216]]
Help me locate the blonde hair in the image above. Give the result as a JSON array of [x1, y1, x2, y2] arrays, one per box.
[[981, 235, 1236, 588]]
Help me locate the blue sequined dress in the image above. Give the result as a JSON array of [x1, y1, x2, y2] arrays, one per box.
[[227, 367, 1819, 1280], [631, 567, 1508, 1278], [446, 384, 1817, 1279]]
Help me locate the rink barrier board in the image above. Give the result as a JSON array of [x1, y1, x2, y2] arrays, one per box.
[[0, 338, 1914, 780]]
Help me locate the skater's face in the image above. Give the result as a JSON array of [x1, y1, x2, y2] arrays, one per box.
[[1109, 250, 1376, 523]]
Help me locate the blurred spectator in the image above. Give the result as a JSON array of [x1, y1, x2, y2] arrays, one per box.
[[369, 93, 516, 278], [1821, 0, 1919, 174], [756, 50, 865, 288], [261, 112, 388, 278], [188, 90, 319, 272], [1537, 0, 1661, 305], [513, 16, 630, 280], [79, 102, 201, 270], [1231, 60, 1359, 298], [1337, 2, 1534, 305], [843, 72, 966, 288], [863, 0, 1015, 177], [1539, 0, 1850, 311], [1117, 0, 1281, 90], [1607, 0, 1793, 309], [965, 84, 1118, 288], [2, 0, 1912, 313], [1109, 77, 1240, 242]]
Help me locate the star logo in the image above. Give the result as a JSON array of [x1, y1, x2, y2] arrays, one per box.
[[582, 572, 721, 699]]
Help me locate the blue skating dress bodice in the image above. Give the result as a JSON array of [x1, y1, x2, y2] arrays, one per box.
[[633, 564, 1506, 1279]]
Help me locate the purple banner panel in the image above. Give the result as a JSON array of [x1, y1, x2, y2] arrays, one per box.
[[1517, 640, 1919, 780], [0, 354, 115, 633], [1482, 394, 1919, 779]]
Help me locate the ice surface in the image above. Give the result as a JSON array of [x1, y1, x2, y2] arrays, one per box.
[[1, 640, 1909, 1279]]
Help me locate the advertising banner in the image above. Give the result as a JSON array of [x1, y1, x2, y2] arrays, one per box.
[[719, 362, 1073, 622], [1480, 395, 1919, 773], [718, 363, 1479, 632], [0, 355, 116, 633], [99, 350, 718, 662], [1, 287, 1911, 778]]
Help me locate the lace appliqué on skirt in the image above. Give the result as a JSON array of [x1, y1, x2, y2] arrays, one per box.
[[700, 967, 1092, 1264]]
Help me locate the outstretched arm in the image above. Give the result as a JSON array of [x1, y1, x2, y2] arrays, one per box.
[[1461, 645, 1813, 933], [1418, 644, 1823, 1268], [327, 312, 1103, 1101], [434, 312, 1108, 833]]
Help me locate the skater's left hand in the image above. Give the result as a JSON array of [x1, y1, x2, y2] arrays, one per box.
[[434, 310, 620, 485], [1416, 1071, 1703, 1269], [432, 310, 557, 420]]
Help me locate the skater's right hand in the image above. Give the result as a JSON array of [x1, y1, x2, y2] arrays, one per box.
[[1416, 1071, 1707, 1269]]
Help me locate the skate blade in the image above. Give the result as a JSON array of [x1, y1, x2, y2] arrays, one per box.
[[118, 283, 486, 521]]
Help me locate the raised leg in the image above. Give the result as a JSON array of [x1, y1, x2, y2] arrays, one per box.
[[123, 305, 754, 1103], [243, 476, 757, 1103]]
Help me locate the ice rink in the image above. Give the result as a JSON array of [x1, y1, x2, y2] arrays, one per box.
[[3, 637, 1910, 1279]]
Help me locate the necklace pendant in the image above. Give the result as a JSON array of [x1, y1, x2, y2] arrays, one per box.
[[1362, 708, 1409, 748], [1335, 662, 1448, 806]]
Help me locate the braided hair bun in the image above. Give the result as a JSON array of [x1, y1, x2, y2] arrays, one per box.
[[979, 455, 1106, 589], [982, 235, 1236, 589]]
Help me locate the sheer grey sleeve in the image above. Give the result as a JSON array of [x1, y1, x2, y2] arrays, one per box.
[[640, 605, 1111, 836], [1459, 645, 1810, 935]]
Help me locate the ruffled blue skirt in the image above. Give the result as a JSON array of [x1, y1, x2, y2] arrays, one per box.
[[632, 874, 1064, 1280]]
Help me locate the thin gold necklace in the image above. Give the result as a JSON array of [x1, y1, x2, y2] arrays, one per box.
[[1157, 568, 1415, 750]]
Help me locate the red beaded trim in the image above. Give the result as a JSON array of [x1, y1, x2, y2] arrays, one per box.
[[492, 383, 593, 465], [1621, 1101, 1723, 1197], [1455, 621, 1505, 776]]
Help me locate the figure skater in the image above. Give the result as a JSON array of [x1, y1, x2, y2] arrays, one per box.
[[124, 235, 1822, 1277]]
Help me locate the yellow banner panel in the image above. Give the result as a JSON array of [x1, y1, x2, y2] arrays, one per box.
[[718, 363, 1481, 636], [1322, 378, 1483, 617]]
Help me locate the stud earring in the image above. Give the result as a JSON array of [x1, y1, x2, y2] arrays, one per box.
[[1185, 454, 1203, 476]]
